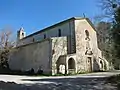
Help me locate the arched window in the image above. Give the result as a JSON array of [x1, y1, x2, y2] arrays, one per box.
[[85, 30, 89, 37], [100, 60, 104, 69], [85, 30, 90, 40]]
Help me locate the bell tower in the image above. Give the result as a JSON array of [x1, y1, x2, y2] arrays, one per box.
[[17, 27, 26, 40]]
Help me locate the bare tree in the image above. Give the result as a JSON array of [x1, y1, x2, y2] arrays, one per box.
[[0, 28, 15, 69], [95, 0, 120, 69], [94, 0, 120, 22]]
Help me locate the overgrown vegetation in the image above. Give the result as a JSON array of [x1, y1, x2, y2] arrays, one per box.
[[96, 0, 120, 69]]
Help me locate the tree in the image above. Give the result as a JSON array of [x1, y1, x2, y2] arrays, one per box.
[[112, 7, 120, 69], [97, 0, 120, 69], [0, 28, 15, 69], [96, 0, 119, 20], [96, 22, 112, 59]]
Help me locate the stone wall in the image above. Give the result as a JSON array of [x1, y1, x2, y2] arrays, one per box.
[[75, 19, 104, 72], [51, 37, 67, 75], [12, 17, 109, 75], [9, 39, 52, 74]]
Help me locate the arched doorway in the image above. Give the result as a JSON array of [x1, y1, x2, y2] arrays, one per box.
[[56, 56, 66, 74], [68, 58, 75, 74], [68, 58, 75, 69], [100, 60, 104, 70], [87, 57, 92, 72]]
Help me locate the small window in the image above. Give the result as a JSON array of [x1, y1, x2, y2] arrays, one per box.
[[22, 32, 24, 36], [85, 30, 89, 37], [44, 34, 46, 39], [85, 30, 90, 40], [100, 61, 102, 64], [33, 38, 35, 42], [58, 29, 61, 37]]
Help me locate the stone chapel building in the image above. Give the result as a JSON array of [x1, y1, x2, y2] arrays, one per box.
[[9, 17, 109, 75]]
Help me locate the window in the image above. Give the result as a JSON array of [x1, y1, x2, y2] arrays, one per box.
[[44, 34, 46, 39], [33, 38, 35, 42], [85, 30, 89, 37], [58, 29, 61, 37], [85, 30, 90, 40], [22, 32, 24, 36]]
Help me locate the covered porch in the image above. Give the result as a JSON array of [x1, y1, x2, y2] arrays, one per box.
[[56, 54, 76, 74]]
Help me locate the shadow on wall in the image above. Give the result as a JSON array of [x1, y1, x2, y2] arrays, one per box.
[[93, 57, 100, 72], [0, 67, 44, 76]]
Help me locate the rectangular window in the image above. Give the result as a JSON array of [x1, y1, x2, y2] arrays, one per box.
[[58, 29, 61, 37], [44, 34, 46, 39], [33, 38, 35, 42]]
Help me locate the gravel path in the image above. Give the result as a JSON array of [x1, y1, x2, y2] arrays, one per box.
[[0, 71, 119, 90]]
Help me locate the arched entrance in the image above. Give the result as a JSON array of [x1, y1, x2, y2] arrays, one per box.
[[87, 57, 92, 72], [100, 60, 104, 70], [56, 56, 66, 74], [68, 58, 75, 74]]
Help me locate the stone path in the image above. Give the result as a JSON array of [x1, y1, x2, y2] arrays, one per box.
[[0, 71, 120, 90]]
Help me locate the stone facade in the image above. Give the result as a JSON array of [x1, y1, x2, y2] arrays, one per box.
[[9, 17, 110, 75], [51, 37, 67, 74], [75, 19, 109, 72]]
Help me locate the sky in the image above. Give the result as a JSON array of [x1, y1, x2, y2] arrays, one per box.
[[0, 0, 102, 36]]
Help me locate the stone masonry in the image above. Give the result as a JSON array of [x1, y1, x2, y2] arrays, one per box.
[[9, 17, 110, 75]]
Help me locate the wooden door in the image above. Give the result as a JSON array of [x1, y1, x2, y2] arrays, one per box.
[[87, 57, 92, 72]]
